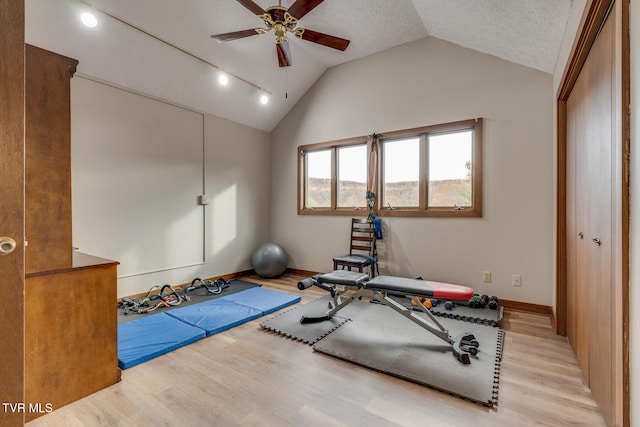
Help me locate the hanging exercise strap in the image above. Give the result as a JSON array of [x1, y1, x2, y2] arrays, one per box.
[[367, 133, 379, 222]]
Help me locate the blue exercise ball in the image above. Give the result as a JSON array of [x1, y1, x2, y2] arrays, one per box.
[[251, 242, 289, 278]]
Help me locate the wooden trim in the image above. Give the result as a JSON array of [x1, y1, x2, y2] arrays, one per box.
[[557, 0, 615, 100], [556, 99, 568, 336], [619, 1, 630, 424], [419, 134, 427, 210], [298, 135, 368, 152], [377, 118, 480, 140], [330, 147, 337, 208], [285, 267, 320, 277], [0, 1, 25, 425], [500, 299, 553, 316]]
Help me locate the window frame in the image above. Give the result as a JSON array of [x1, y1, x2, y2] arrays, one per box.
[[298, 135, 370, 216], [297, 118, 482, 218], [378, 118, 483, 218]]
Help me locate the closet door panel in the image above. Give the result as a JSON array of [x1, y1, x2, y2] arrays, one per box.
[[584, 10, 614, 421], [566, 77, 590, 379]]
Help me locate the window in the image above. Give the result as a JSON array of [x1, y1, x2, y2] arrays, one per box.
[[382, 137, 420, 208], [298, 118, 482, 217], [379, 119, 482, 217], [305, 149, 331, 208], [337, 145, 367, 208], [298, 136, 369, 215], [428, 131, 472, 208]]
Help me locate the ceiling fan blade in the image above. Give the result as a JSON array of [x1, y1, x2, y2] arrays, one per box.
[[235, 0, 265, 16], [287, 0, 326, 19], [276, 41, 293, 67], [211, 29, 261, 42], [299, 29, 350, 51]]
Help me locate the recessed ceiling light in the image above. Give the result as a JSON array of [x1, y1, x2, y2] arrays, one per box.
[[217, 72, 229, 86], [259, 94, 269, 105], [80, 11, 98, 28]]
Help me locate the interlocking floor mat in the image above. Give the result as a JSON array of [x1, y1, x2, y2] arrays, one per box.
[[312, 303, 504, 407], [430, 302, 504, 327], [260, 296, 368, 344]]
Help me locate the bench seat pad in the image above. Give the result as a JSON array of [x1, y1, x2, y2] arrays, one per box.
[[332, 254, 373, 265], [365, 275, 474, 300], [318, 270, 370, 287]]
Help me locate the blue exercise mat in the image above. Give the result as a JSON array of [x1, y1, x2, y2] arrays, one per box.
[[117, 313, 206, 369], [221, 286, 302, 315], [118, 287, 301, 369], [166, 298, 263, 336]]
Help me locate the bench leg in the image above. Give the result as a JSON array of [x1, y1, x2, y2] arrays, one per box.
[[377, 293, 453, 345], [376, 292, 478, 364], [300, 281, 369, 324]]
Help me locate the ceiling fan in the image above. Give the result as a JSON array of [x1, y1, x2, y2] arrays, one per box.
[[211, 0, 350, 67]]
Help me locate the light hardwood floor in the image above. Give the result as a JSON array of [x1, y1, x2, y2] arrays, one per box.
[[26, 272, 606, 427]]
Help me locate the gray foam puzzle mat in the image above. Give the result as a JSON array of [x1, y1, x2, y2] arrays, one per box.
[[312, 303, 504, 407], [260, 295, 367, 344]]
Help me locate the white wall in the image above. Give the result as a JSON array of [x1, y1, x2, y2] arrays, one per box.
[[71, 78, 271, 297], [270, 37, 554, 305]]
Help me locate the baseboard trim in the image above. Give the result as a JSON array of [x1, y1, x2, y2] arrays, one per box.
[[285, 268, 320, 277], [499, 299, 553, 316]]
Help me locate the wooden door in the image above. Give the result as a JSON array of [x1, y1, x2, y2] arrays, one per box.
[[566, 71, 590, 379], [584, 11, 614, 420], [0, 1, 25, 426], [565, 3, 616, 425]]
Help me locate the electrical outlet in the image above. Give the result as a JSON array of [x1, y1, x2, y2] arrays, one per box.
[[483, 271, 492, 283], [512, 274, 522, 287]]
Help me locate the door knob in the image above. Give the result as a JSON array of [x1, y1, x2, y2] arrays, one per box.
[[0, 237, 17, 255], [591, 237, 602, 246], [578, 232, 584, 239]]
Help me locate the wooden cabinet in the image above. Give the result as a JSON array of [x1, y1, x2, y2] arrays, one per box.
[[24, 45, 121, 421], [25, 44, 77, 274], [25, 253, 121, 422]]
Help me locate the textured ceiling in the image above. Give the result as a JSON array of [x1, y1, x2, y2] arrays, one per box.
[[25, 0, 572, 131]]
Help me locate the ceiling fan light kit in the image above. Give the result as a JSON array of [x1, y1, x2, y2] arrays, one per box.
[[212, 0, 351, 67]]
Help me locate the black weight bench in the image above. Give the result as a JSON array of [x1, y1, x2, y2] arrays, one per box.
[[298, 270, 479, 364]]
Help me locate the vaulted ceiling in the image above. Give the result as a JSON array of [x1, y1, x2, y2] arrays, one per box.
[[25, 0, 572, 131]]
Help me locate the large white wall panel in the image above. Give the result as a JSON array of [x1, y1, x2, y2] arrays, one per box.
[[71, 77, 271, 298], [71, 76, 204, 278]]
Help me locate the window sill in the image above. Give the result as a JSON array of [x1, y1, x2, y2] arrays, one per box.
[[298, 208, 369, 216], [376, 207, 482, 218]]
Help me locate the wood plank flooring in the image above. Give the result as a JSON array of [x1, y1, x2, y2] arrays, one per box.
[[26, 272, 606, 427]]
